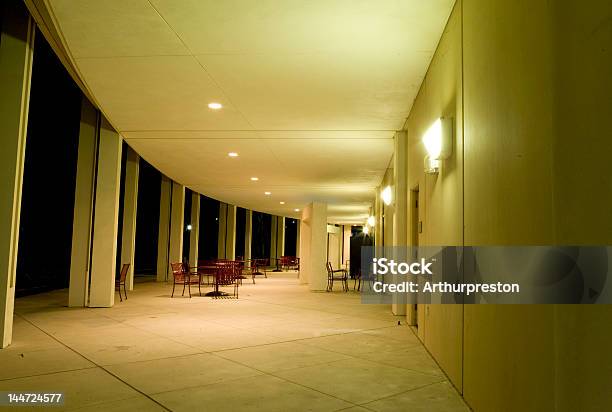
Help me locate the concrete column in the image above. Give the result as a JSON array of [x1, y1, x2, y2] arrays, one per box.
[[392, 131, 408, 315], [120, 146, 139, 291], [168, 182, 185, 274], [189, 192, 200, 265], [217, 203, 227, 258], [225, 204, 236, 260], [0, 1, 34, 348], [244, 210, 252, 262], [299, 202, 328, 290], [270, 216, 277, 263], [156, 175, 171, 281], [277, 216, 285, 257], [68, 98, 97, 307], [89, 118, 122, 308]]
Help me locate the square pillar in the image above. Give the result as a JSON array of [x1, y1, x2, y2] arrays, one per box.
[[244, 209, 252, 262], [69, 98, 97, 307], [225, 205, 236, 260], [392, 131, 408, 315], [0, 1, 34, 348], [299, 203, 327, 290], [168, 182, 184, 274], [156, 175, 171, 281], [120, 146, 139, 291], [189, 192, 200, 266], [217, 203, 227, 259], [89, 118, 122, 308]]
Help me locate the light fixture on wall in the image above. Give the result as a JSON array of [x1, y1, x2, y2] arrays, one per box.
[[381, 186, 393, 206], [424, 156, 441, 174], [367, 216, 376, 226], [186, 224, 192, 231], [422, 117, 452, 174]]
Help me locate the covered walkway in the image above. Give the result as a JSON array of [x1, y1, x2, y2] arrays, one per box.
[[2, 273, 466, 411]]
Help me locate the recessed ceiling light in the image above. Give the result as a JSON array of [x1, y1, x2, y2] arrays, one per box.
[[250, 177, 259, 181], [208, 102, 223, 110], [228, 152, 238, 157], [280, 201, 285, 205], [294, 208, 300, 212], [264, 191, 271, 195]]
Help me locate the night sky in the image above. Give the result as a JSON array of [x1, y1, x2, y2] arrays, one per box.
[[16, 29, 81, 296]]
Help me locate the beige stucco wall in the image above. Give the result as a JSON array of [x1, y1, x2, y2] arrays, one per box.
[[550, 1, 612, 410], [404, 0, 463, 391], [392, 0, 612, 410], [462, 0, 556, 410]]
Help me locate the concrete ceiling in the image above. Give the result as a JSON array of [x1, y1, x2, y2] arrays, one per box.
[[46, 0, 454, 223]]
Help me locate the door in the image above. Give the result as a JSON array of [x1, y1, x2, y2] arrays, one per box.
[[408, 186, 420, 327]]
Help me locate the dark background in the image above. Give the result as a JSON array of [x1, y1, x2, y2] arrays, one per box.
[[16, 29, 81, 296], [252, 212, 272, 259], [284, 218, 298, 256], [198, 196, 220, 261], [235, 207, 246, 259], [134, 158, 161, 275], [15, 28, 298, 295]]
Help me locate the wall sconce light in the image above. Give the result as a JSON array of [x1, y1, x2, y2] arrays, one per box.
[[381, 186, 393, 206], [367, 216, 376, 227], [424, 156, 440, 174], [422, 117, 452, 174], [186, 224, 193, 231]]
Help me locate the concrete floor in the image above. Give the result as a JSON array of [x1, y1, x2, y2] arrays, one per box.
[[2, 272, 469, 411]]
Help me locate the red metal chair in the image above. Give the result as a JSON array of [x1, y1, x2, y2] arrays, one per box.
[[215, 262, 240, 298], [280, 256, 292, 270], [326, 262, 348, 292], [171, 262, 201, 298], [284, 256, 300, 275], [116, 263, 130, 302], [241, 259, 258, 284], [233, 260, 246, 285], [249, 258, 268, 283]]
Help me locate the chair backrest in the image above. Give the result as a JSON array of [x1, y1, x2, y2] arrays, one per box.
[[119, 263, 130, 282], [171, 262, 184, 277], [216, 262, 236, 286], [253, 258, 266, 267]]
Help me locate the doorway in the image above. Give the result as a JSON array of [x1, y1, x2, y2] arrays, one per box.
[[408, 186, 420, 327]]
